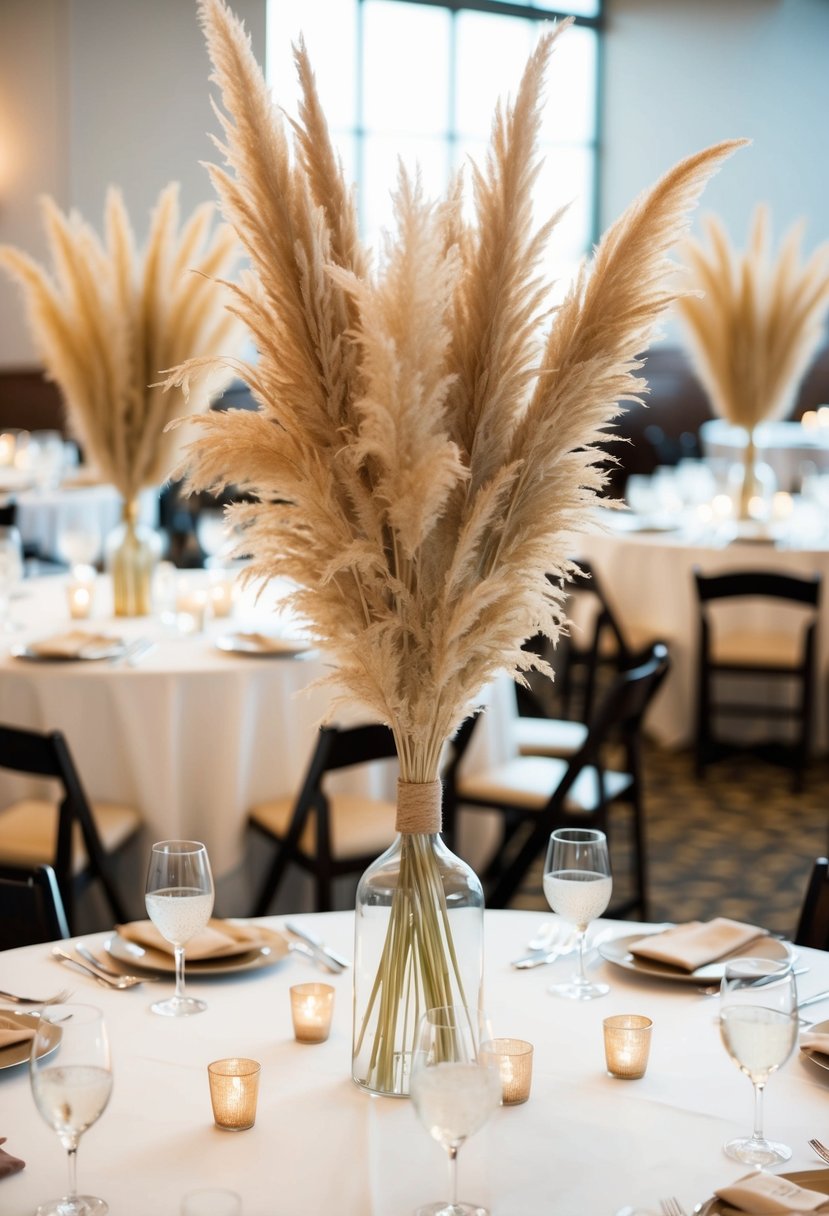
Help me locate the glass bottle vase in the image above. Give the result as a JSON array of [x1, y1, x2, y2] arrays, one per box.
[[105, 497, 161, 617], [352, 828, 484, 1098]]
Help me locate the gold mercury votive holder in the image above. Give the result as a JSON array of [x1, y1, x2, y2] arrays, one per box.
[[481, 1038, 534, 1105], [290, 982, 335, 1043], [66, 565, 96, 620], [207, 1057, 261, 1130], [603, 1014, 652, 1079]]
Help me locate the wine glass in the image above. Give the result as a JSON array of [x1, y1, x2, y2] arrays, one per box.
[[542, 827, 612, 1000], [145, 839, 214, 1017], [719, 956, 798, 1166], [30, 1004, 113, 1216], [0, 525, 24, 631], [409, 1005, 502, 1216]]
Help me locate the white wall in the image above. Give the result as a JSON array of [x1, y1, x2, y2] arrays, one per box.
[[0, 0, 265, 368], [1, 0, 827, 367], [602, 0, 829, 250]]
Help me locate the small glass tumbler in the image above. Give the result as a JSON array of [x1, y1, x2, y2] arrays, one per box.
[[480, 1038, 534, 1105], [290, 982, 335, 1043], [603, 1014, 653, 1079], [207, 1058, 261, 1130]]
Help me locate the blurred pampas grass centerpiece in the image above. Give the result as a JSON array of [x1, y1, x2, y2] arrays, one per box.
[[0, 185, 243, 612], [676, 205, 829, 518], [174, 0, 742, 1095]]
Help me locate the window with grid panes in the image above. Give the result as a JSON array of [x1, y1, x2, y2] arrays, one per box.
[[267, 0, 601, 293]]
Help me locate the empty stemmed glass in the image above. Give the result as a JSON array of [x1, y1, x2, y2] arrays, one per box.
[[30, 1004, 113, 1216], [543, 827, 612, 1000], [409, 1005, 502, 1216], [719, 956, 798, 1166], [145, 840, 214, 1017]]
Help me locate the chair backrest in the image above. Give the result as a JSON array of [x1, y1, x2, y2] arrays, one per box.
[[563, 558, 632, 659], [694, 568, 821, 609], [795, 857, 829, 950], [0, 862, 70, 949], [292, 722, 399, 822], [0, 723, 129, 926]]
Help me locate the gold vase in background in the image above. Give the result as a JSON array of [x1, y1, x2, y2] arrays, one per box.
[[105, 498, 161, 616], [728, 427, 776, 521]]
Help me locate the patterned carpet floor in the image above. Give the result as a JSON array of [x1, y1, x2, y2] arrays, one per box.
[[509, 741, 829, 939]]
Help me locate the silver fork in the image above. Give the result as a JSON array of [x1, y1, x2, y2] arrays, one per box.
[[0, 985, 72, 1006], [808, 1138, 829, 1165], [660, 1199, 688, 1216]]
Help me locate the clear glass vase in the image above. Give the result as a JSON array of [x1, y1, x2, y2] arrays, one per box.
[[728, 427, 776, 522], [105, 497, 162, 616], [352, 830, 484, 1098]]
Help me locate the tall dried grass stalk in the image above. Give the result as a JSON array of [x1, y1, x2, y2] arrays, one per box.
[[0, 185, 244, 500], [675, 205, 829, 430], [173, 0, 742, 1095]]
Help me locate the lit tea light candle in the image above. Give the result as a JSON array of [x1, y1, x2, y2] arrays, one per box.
[[65, 565, 96, 620], [0, 432, 15, 466], [802, 410, 819, 431], [603, 1014, 652, 1079], [208, 574, 235, 619], [771, 491, 793, 521], [480, 1038, 533, 1105], [290, 982, 335, 1043], [207, 1058, 261, 1131], [818, 405, 829, 429], [176, 581, 208, 634], [711, 493, 733, 522]]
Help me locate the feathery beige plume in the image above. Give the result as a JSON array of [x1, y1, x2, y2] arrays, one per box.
[[675, 204, 829, 430], [0, 184, 244, 501]]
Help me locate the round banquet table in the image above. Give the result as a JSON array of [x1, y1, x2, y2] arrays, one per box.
[[699, 418, 829, 492], [0, 573, 512, 913], [1, 910, 828, 1215], [574, 515, 829, 751], [14, 481, 159, 563]]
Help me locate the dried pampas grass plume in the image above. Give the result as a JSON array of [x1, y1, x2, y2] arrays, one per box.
[[0, 184, 245, 500], [174, 0, 743, 782], [675, 204, 829, 430]]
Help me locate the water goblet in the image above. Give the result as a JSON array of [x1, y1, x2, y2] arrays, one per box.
[[30, 1003, 113, 1216], [719, 956, 798, 1166], [409, 1005, 501, 1216], [543, 827, 612, 1000], [145, 839, 214, 1017], [0, 525, 24, 631]]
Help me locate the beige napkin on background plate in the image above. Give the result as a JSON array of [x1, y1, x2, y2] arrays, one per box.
[[0, 1138, 25, 1180], [116, 917, 285, 961], [0, 1014, 35, 1051], [629, 918, 766, 972], [715, 1171, 829, 1213], [27, 630, 124, 660], [800, 1030, 829, 1057]]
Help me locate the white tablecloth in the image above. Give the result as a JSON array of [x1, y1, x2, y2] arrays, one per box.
[[0, 910, 827, 1215], [574, 521, 829, 751], [14, 480, 159, 562], [1, 573, 513, 912]]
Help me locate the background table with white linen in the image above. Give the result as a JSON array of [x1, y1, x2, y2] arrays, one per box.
[[13, 480, 159, 563], [0, 573, 513, 915], [574, 519, 829, 751], [0, 910, 827, 1215], [699, 418, 829, 492]]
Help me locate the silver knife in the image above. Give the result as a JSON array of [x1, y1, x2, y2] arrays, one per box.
[[285, 921, 350, 971], [798, 988, 829, 1011]]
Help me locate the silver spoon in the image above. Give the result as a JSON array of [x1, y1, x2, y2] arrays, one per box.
[[51, 947, 147, 989], [808, 1138, 829, 1165], [74, 942, 163, 983]]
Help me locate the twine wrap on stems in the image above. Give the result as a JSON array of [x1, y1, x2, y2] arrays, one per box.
[[396, 780, 442, 834]]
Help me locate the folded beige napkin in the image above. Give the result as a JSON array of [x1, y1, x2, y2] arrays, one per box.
[[629, 918, 766, 971], [800, 1030, 829, 1056], [0, 1014, 35, 1051], [715, 1171, 829, 1213], [27, 630, 123, 660], [116, 917, 283, 961], [228, 631, 308, 654], [0, 1138, 25, 1181]]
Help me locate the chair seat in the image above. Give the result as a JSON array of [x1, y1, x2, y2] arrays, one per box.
[[513, 717, 589, 757], [457, 755, 633, 815], [711, 630, 805, 668], [250, 792, 398, 859], [0, 799, 141, 874]]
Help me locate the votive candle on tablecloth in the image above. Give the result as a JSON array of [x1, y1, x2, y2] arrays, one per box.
[[207, 1058, 260, 1130], [290, 982, 335, 1043], [65, 565, 96, 620], [481, 1038, 533, 1105], [603, 1014, 652, 1079], [176, 580, 208, 634]]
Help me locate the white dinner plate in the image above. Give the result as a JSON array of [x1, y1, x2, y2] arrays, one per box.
[[11, 637, 126, 663], [215, 631, 311, 658], [696, 1169, 829, 1215], [0, 1012, 59, 1072], [104, 927, 290, 976], [800, 1017, 829, 1073], [598, 930, 791, 984]]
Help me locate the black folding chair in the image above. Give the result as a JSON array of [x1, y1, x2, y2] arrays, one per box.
[[0, 862, 70, 950]]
